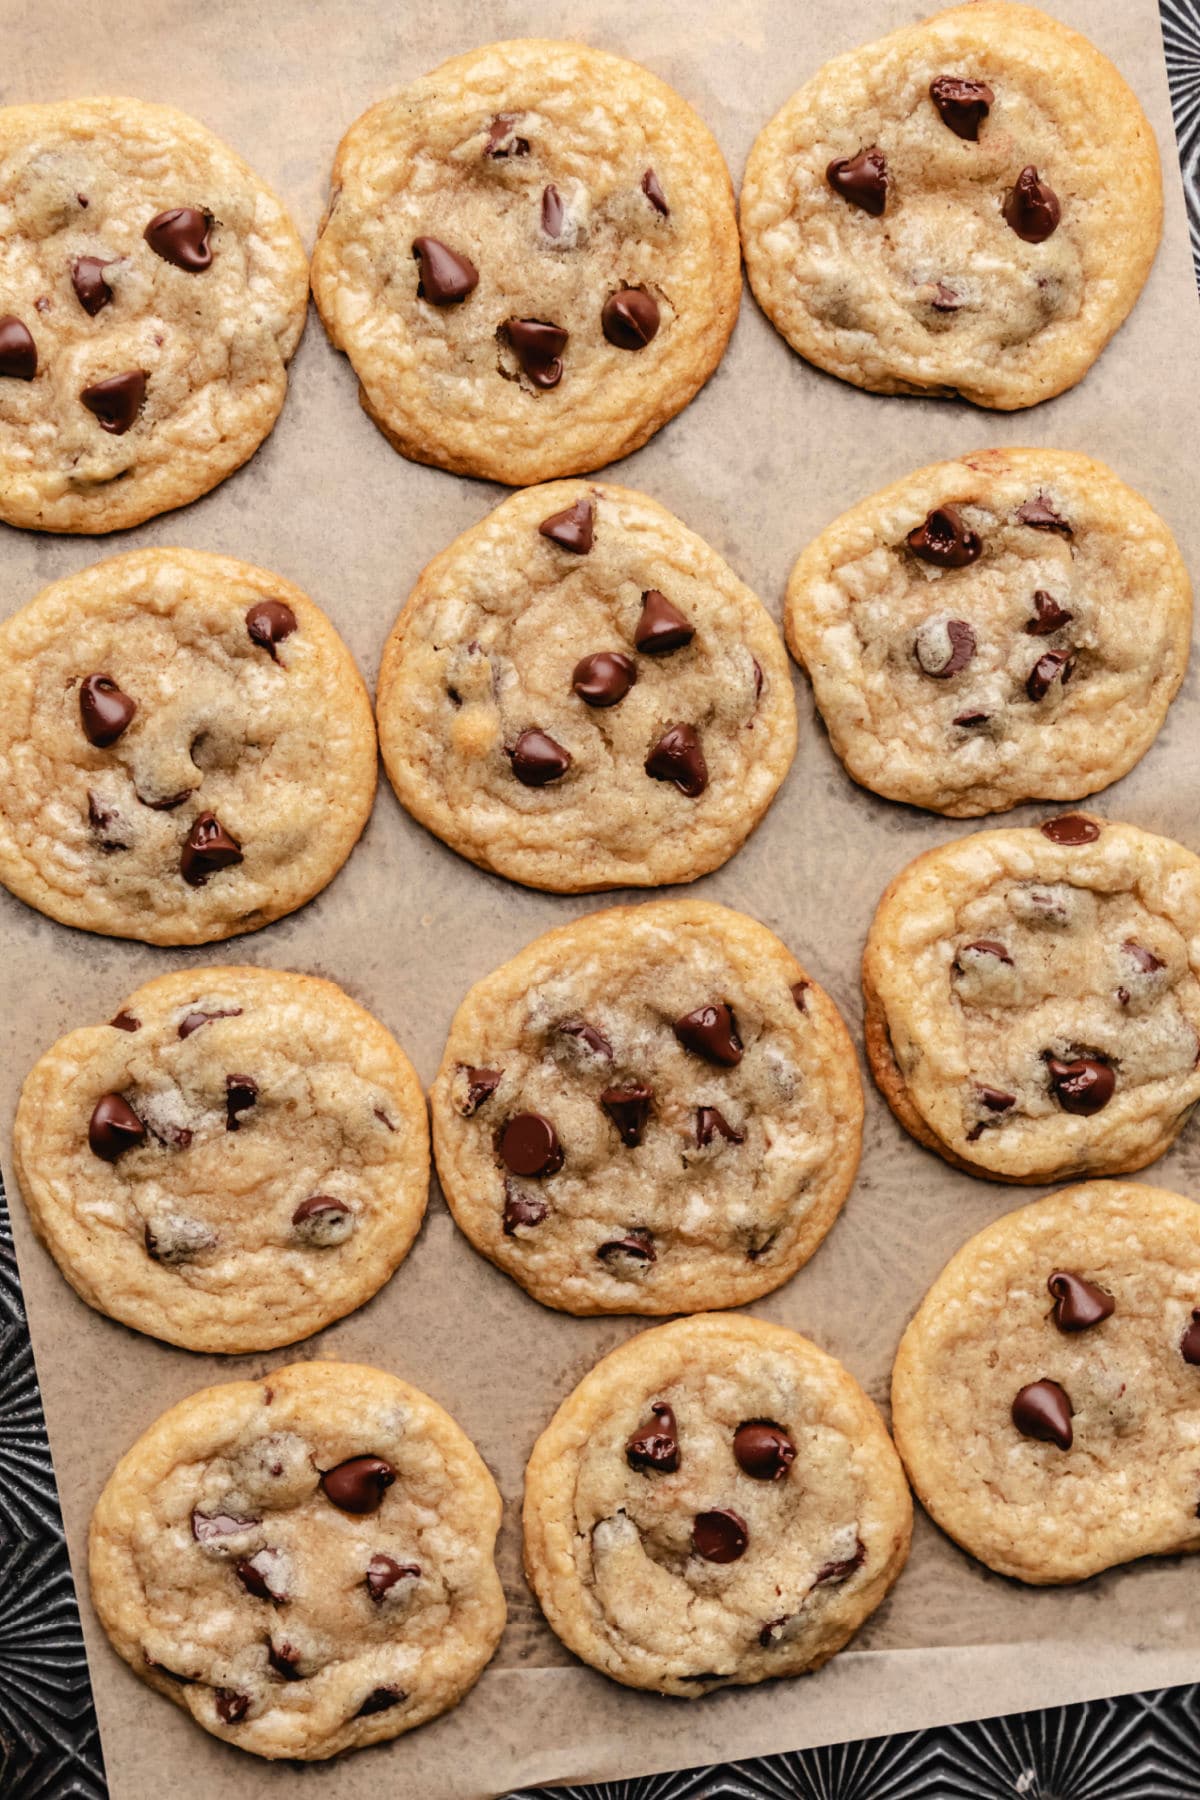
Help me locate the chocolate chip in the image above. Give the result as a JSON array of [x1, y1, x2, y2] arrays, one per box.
[[692, 1508, 748, 1562], [291, 1195, 354, 1247], [541, 185, 565, 238], [502, 1185, 548, 1234], [914, 618, 976, 678], [1048, 1270, 1115, 1332], [180, 812, 243, 885], [191, 1509, 260, 1543], [733, 1421, 795, 1481], [245, 600, 297, 659], [1003, 166, 1061, 242], [357, 1686, 405, 1717], [485, 113, 529, 157], [558, 1019, 613, 1059], [907, 506, 982, 567], [930, 282, 961, 313], [366, 1554, 420, 1602], [601, 288, 659, 350], [1123, 940, 1164, 975], [538, 495, 594, 552], [674, 1003, 743, 1066], [110, 1011, 141, 1032], [791, 981, 809, 1011], [412, 236, 478, 304], [1017, 496, 1072, 535], [601, 1085, 653, 1147], [696, 1106, 744, 1147], [1026, 648, 1074, 701], [645, 723, 708, 797], [573, 650, 636, 707], [626, 1402, 679, 1472], [752, 658, 764, 699], [499, 1112, 563, 1177], [1044, 1054, 1115, 1115], [597, 1229, 656, 1264], [225, 1075, 258, 1131], [178, 1007, 242, 1039], [87, 790, 127, 851], [79, 674, 136, 746], [145, 1214, 214, 1263], [504, 318, 566, 388], [144, 207, 213, 270], [826, 147, 888, 215], [954, 711, 991, 728], [642, 168, 669, 216], [929, 76, 994, 139], [81, 369, 145, 433], [507, 728, 571, 786], [1181, 1310, 1200, 1366], [977, 1085, 1016, 1113], [956, 939, 1013, 968], [1040, 814, 1100, 845], [235, 1549, 288, 1604], [88, 1093, 145, 1161], [1025, 590, 1074, 635], [320, 1456, 395, 1515], [459, 1066, 502, 1115], [71, 255, 115, 316], [215, 1688, 250, 1724], [1012, 1379, 1073, 1449], [635, 590, 694, 654], [267, 1641, 303, 1680], [0, 316, 37, 379]]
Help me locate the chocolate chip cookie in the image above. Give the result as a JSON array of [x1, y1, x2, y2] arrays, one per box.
[[740, 3, 1162, 408], [310, 40, 740, 484], [377, 481, 796, 891], [431, 900, 862, 1314], [89, 1360, 505, 1758], [893, 1181, 1200, 1583], [14, 967, 429, 1352], [863, 815, 1200, 1184], [523, 1314, 911, 1693], [0, 98, 307, 532], [0, 548, 376, 943], [785, 449, 1191, 816]]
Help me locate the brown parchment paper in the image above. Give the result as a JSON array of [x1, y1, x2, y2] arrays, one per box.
[[2, 0, 1200, 1793]]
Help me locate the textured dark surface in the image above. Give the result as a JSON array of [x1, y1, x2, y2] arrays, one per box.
[[3, 6, 1200, 1796]]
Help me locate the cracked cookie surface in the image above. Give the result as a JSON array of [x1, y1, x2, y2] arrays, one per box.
[[740, 3, 1162, 409], [88, 1360, 505, 1758], [0, 548, 377, 944], [431, 901, 862, 1314], [523, 1314, 911, 1693], [14, 967, 429, 1352], [863, 815, 1200, 1184], [785, 449, 1191, 816], [893, 1182, 1200, 1583], [0, 98, 307, 532], [377, 481, 796, 892], [310, 40, 740, 484]]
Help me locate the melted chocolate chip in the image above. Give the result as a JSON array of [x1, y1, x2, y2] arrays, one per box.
[[1044, 1054, 1115, 1115], [88, 1093, 146, 1161], [81, 369, 145, 433], [538, 495, 594, 552], [1181, 1310, 1200, 1366], [320, 1456, 395, 1515], [541, 184, 565, 237], [235, 1550, 287, 1603], [1048, 1270, 1115, 1332], [977, 1085, 1016, 1113], [733, 1421, 795, 1481], [214, 1688, 250, 1724], [367, 1554, 420, 1602], [674, 1003, 743, 1066], [1026, 648, 1074, 701], [645, 723, 707, 798], [929, 76, 994, 139], [914, 618, 976, 678], [225, 1075, 258, 1131], [558, 1019, 613, 1059], [502, 1185, 548, 1234], [602, 288, 659, 349], [357, 1686, 405, 1717], [291, 1194, 353, 1246], [692, 1508, 749, 1562], [0, 316, 37, 379], [80, 674, 136, 746], [485, 113, 529, 157], [1012, 1379, 1073, 1449], [816, 1539, 867, 1585], [1040, 814, 1099, 845], [180, 812, 243, 885], [460, 1066, 502, 1115], [71, 255, 115, 315], [144, 207, 213, 270], [826, 147, 888, 215], [791, 981, 809, 1011], [267, 1640, 303, 1680], [505, 318, 566, 388], [87, 790, 127, 851], [110, 1011, 141, 1032], [907, 505, 982, 567], [626, 1401, 679, 1472], [696, 1106, 744, 1147], [1003, 166, 1061, 242], [642, 168, 669, 216], [1123, 940, 1164, 975], [191, 1509, 260, 1543], [597, 1229, 656, 1264], [635, 590, 694, 654], [954, 711, 991, 728], [508, 728, 571, 786], [178, 1007, 242, 1039], [1017, 495, 1072, 535], [1025, 590, 1074, 635], [245, 599, 297, 659], [957, 938, 1013, 967], [601, 1085, 653, 1147], [930, 282, 961, 313], [573, 650, 636, 707], [412, 236, 479, 304], [499, 1112, 563, 1178]]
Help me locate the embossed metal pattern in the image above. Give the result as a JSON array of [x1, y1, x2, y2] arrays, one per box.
[[3, 8, 1200, 1794]]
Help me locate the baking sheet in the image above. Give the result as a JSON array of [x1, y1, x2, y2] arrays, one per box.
[[2, 0, 1200, 1794]]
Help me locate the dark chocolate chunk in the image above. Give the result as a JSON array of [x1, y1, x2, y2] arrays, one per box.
[[733, 1420, 795, 1481], [267, 1640, 303, 1680], [180, 812, 243, 885], [645, 723, 707, 797], [1026, 647, 1074, 701], [1040, 814, 1099, 845], [144, 207, 213, 270], [572, 650, 636, 706], [178, 1008, 242, 1039], [1025, 590, 1074, 635], [558, 1019, 613, 1059], [291, 1194, 353, 1246], [412, 236, 478, 304], [696, 1106, 744, 1147], [88, 1093, 145, 1161], [499, 1112, 563, 1177], [357, 1686, 405, 1717], [1003, 166, 1061, 242], [1044, 1054, 1115, 1115], [929, 76, 994, 139], [601, 1085, 653, 1147], [367, 1554, 420, 1602], [245, 600, 297, 659], [460, 1066, 502, 1115], [626, 1401, 679, 1472], [71, 255, 115, 315], [507, 728, 571, 786], [692, 1508, 749, 1562], [674, 1003, 742, 1066], [1181, 1309, 1200, 1366], [225, 1075, 258, 1131], [81, 369, 145, 433], [826, 147, 888, 215], [1012, 1379, 1073, 1449], [214, 1688, 250, 1724], [320, 1456, 395, 1515], [502, 1184, 548, 1234], [541, 184, 565, 237], [907, 505, 982, 567], [635, 589, 694, 654], [914, 618, 976, 678], [1048, 1270, 1115, 1332], [1016, 495, 1072, 535], [0, 315, 37, 379], [235, 1549, 287, 1604], [485, 113, 529, 157], [1123, 940, 1164, 975], [642, 168, 669, 215], [597, 1229, 656, 1264], [505, 318, 566, 388], [111, 1011, 141, 1032], [956, 938, 1013, 967], [80, 674, 136, 746], [538, 494, 594, 552], [602, 287, 659, 349]]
